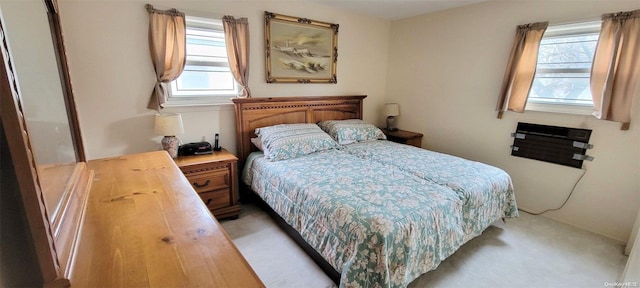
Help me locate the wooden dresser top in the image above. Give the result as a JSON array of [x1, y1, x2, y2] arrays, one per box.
[[70, 151, 263, 287]]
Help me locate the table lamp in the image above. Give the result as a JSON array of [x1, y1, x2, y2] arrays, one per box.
[[385, 103, 400, 131], [154, 113, 184, 158]]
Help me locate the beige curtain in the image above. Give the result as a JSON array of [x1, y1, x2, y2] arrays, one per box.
[[145, 4, 186, 110], [222, 16, 251, 98], [590, 9, 640, 130], [496, 22, 548, 118]]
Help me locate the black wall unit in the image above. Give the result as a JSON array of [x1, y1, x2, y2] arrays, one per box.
[[511, 122, 593, 168]]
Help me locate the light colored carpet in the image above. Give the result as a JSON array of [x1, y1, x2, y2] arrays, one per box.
[[220, 204, 628, 288]]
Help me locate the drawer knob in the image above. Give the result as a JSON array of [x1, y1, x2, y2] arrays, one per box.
[[193, 179, 211, 188]]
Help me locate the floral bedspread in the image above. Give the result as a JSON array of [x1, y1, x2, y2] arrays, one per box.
[[344, 140, 519, 240], [243, 150, 468, 287]]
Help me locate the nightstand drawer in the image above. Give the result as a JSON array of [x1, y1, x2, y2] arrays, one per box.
[[186, 169, 230, 194], [198, 189, 231, 211]]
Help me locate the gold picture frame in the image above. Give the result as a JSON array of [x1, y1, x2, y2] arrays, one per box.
[[265, 11, 338, 83]]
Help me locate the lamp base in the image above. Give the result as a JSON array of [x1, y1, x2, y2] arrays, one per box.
[[386, 116, 398, 131], [161, 135, 179, 158]]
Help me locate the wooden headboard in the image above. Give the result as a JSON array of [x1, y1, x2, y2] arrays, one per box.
[[232, 95, 366, 167]]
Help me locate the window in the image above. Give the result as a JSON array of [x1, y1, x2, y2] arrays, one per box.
[[527, 21, 601, 114], [168, 16, 237, 106]]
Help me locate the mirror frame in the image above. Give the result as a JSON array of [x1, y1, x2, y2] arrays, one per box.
[[44, 0, 85, 162], [0, 0, 89, 286]]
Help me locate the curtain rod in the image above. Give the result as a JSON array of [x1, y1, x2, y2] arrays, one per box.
[[145, 4, 184, 16]]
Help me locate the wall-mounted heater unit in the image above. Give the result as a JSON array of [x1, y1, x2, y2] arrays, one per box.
[[511, 122, 594, 168]]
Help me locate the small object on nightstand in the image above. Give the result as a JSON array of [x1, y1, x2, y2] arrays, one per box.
[[213, 133, 221, 151], [155, 113, 184, 158], [178, 142, 213, 156], [384, 103, 400, 131], [174, 149, 240, 220], [382, 128, 423, 148]]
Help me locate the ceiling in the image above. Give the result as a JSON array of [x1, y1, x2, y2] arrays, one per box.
[[303, 0, 490, 20]]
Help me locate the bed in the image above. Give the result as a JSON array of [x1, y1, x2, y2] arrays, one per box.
[[342, 140, 518, 241], [232, 95, 517, 287]]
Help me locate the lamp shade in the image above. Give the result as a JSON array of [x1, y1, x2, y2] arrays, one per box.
[[384, 103, 400, 116], [154, 113, 184, 136]]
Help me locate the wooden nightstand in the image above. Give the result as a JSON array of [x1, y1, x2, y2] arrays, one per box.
[[381, 128, 424, 148], [175, 149, 240, 219]]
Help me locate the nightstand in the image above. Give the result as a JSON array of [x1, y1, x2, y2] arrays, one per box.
[[175, 149, 240, 219], [381, 128, 423, 148]]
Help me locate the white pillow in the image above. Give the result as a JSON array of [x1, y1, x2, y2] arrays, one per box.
[[250, 137, 264, 151]]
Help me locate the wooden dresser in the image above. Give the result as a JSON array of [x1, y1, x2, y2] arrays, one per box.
[[71, 151, 264, 287], [174, 149, 241, 219]]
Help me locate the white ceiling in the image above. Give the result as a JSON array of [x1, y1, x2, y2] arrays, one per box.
[[303, 0, 490, 20]]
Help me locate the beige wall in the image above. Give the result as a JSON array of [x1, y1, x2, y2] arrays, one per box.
[[628, 209, 640, 255], [621, 210, 640, 282], [387, 0, 640, 242], [58, 0, 390, 159]]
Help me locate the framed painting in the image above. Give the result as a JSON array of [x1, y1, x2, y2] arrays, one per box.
[[265, 11, 338, 83]]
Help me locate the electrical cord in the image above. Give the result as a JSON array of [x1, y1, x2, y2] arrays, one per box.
[[519, 167, 587, 216]]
